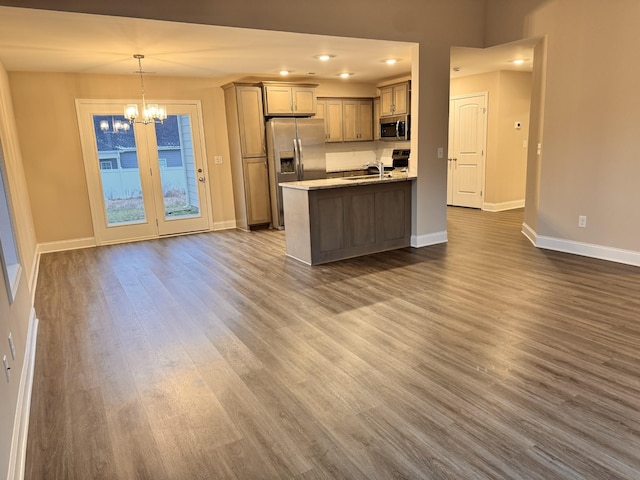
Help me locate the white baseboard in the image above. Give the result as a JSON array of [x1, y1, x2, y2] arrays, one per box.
[[483, 199, 525, 212], [212, 220, 237, 231], [521, 222, 537, 246], [7, 308, 38, 480], [27, 250, 40, 305], [521, 223, 640, 267], [411, 230, 448, 248], [37, 237, 96, 254]]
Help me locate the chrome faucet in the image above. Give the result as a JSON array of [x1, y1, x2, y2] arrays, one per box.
[[365, 159, 385, 179]]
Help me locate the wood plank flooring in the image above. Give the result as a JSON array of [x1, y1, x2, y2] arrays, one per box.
[[26, 207, 640, 479]]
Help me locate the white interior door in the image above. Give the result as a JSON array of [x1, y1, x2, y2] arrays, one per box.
[[447, 93, 487, 208], [76, 100, 211, 245]]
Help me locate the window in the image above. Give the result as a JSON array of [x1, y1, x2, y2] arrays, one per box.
[[0, 138, 21, 303]]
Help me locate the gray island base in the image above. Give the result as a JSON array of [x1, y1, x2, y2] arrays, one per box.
[[281, 175, 414, 265]]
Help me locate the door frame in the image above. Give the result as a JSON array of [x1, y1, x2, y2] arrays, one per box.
[[76, 99, 213, 245], [447, 92, 488, 209]]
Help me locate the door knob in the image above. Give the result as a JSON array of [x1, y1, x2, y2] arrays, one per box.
[[198, 176, 205, 182]]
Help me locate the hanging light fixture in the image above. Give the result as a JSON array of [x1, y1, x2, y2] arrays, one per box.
[[124, 54, 167, 125]]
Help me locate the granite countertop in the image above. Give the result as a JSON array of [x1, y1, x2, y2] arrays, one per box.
[[280, 173, 416, 191]]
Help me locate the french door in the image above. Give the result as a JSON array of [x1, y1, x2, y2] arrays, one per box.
[[76, 100, 211, 244]]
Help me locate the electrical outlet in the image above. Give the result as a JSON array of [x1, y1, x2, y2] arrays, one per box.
[[8, 333, 15, 360], [214, 155, 223, 165], [578, 215, 587, 228], [2, 355, 9, 383]]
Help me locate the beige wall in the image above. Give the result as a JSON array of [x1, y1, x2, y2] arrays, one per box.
[[484, 0, 551, 46], [0, 61, 38, 479], [525, 0, 640, 252], [450, 70, 531, 207], [10, 72, 237, 243]]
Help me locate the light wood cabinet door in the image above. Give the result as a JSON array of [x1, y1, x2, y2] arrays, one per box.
[[380, 87, 394, 116], [342, 100, 358, 141], [343, 99, 372, 141], [326, 99, 343, 142], [292, 87, 316, 115], [316, 99, 326, 120], [392, 83, 409, 115], [243, 157, 271, 226], [263, 85, 294, 115], [379, 82, 410, 117], [357, 100, 373, 141], [237, 86, 266, 158]]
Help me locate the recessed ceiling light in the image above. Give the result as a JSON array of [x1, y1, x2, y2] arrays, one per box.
[[384, 58, 399, 65], [339, 72, 352, 79], [511, 59, 526, 65], [452, 67, 462, 72], [279, 70, 291, 76], [315, 54, 335, 61]]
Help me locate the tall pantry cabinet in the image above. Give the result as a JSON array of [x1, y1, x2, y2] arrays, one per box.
[[223, 83, 272, 230]]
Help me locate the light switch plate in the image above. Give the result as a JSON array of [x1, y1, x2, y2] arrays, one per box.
[[437, 147, 444, 159]]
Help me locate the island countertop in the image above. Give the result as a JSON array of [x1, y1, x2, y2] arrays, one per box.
[[281, 174, 413, 265], [280, 173, 416, 191]]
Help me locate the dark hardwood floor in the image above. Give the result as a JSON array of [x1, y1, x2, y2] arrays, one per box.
[[26, 207, 640, 479]]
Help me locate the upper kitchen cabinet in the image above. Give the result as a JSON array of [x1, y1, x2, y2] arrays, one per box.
[[342, 99, 373, 142], [317, 97, 372, 142], [224, 83, 266, 158], [316, 98, 343, 142], [262, 82, 318, 116], [380, 81, 410, 117]]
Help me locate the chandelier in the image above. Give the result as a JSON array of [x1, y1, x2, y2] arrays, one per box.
[[124, 54, 167, 125]]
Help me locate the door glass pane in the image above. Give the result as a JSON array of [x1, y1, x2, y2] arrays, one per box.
[[92, 115, 146, 225], [154, 115, 201, 220]]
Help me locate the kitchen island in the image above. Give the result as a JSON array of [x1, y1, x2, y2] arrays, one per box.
[[281, 173, 415, 265]]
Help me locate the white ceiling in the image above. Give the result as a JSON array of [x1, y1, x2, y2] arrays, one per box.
[[0, 6, 534, 84]]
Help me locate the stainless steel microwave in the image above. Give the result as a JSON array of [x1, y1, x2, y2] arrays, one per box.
[[380, 115, 410, 141]]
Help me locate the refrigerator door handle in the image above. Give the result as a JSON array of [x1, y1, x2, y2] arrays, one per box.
[[297, 138, 304, 179], [292, 138, 300, 180]]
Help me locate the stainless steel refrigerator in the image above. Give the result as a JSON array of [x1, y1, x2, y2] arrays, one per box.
[[266, 118, 326, 229]]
